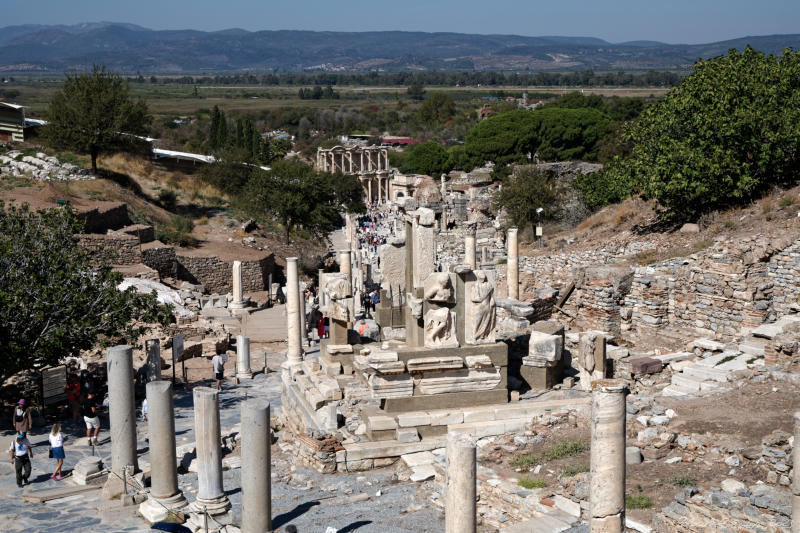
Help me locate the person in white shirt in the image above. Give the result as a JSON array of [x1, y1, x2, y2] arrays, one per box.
[[211, 348, 228, 390], [9, 433, 33, 488], [48, 423, 66, 480]]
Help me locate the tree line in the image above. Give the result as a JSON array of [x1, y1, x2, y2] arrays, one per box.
[[129, 70, 683, 88]]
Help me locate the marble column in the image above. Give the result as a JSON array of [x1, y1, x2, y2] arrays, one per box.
[[241, 400, 272, 533], [339, 249, 353, 322], [285, 257, 303, 366], [107, 345, 138, 475], [299, 282, 309, 347], [464, 228, 477, 269], [793, 412, 800, 533], [190, 387, 231, 516], [236, 335, 252, 379], [139, 381, 187, 522], [144, 339, 161, 382], [507, 227, 519, 300], [229, 260, 245, 311], [445, 432, 476, 533], [590, 380, 627, 533], [481, 246, 488, 264]]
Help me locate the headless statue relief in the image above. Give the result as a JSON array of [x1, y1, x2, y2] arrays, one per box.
[[423, 272, 453, 303], [325, 274, 352, 322], [470, 271, 496, 341], [425, 307, 453, 346]]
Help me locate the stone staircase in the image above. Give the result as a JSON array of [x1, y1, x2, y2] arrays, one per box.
[[662, 351, 749, 397], [661, 315, 800, 397]]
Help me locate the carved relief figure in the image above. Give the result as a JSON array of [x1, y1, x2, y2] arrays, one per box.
[[424, 308, 453, 346], [325, 274, 352, 322], [470, 271, 496, 341], [423, 272, 453, 303]]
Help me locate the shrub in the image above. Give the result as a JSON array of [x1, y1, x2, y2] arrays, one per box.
[[562, 464, 589, 477], [626, 493, 653, 509], [158, 189, 177, 210], [511, 440, 588, 469], [603, 47, 800, 220], [517, 477, 547, 489], [670, 474, 696, 487]]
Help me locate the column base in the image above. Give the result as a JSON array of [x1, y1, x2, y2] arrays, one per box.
[[186, 508, 233, 532], [236, 371, 253, 380], [139, 492, 188, 523], [189, 494, 232, 516]]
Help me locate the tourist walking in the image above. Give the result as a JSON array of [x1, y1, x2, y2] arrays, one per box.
[[12, 399, 32, 437], [82, 391, 100, 446], [48, 423, 66, 480], [65, 375, 81, 422], [211, 348, 228, 390], [9, 433, 33, 488]]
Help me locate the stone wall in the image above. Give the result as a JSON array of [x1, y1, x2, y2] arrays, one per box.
[[769, 239, 800, 316], [176, 252, 274, 294], [77, 203, 131, 234], [78, 234, 142, 265], [141, 244, 177, 279]]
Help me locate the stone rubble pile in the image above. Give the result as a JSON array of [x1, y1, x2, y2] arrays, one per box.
[[654, 483, 791, 532], [0, 150, 93, 181]]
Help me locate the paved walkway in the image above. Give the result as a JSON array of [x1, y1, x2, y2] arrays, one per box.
[[0, 347, 443, 532]]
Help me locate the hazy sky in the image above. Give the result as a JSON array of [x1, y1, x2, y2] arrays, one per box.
[[4, 0, 798, 44]]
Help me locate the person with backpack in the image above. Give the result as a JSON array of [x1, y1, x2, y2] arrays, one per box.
[[12, 399, 32, 437], [9, 433, 33, 488], [211, 348, 228, 390]]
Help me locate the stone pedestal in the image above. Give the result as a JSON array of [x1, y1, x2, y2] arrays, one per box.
[[139, 380, 187, 523], [241, 400, 272, 533], [236, 335, 253, 379], [190, 387, 231, 518], [590, 380, 627, 533], [229, 260, 246, 311], [507, 227, 519, 300], [445, 432, 476, 533], [145, 339, 161, 382], [285, 257, 303, 367]]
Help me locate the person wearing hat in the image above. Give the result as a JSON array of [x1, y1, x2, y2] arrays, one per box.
[[12, 399, 32, 437], [9, 433, 33, 487]]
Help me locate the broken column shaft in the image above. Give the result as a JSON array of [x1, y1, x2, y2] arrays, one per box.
[[107, 345, 139, 475], [507, 227, 519, 300], [139, 380, 187, 522], [590, 379, 628, 533], [285, 257, 303, 366], [465, 228, 477, 269], [236, 335, 252, 379], [445, 432, 476, 533], [241, 400, 272, 533], [191, 387, 231, 516]]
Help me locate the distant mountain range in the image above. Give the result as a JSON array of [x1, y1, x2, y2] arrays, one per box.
[[1, 22, 798, 73]]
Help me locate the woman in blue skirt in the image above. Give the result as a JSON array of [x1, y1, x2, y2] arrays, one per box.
[[48, 423, 66, 479]]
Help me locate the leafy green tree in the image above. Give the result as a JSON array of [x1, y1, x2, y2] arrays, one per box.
[[43, 65, 151, 174], [402, 142, 454, 176], [243, 160, 341, 243], [464, 108, 611, 166], [492, 168, 564, 233], [407, 83, 425, 101], [208, 105, 229, 152], [0, 203, 173, 385], [418, 92, 456, 125], [601, 47, 800, 219], [330, 172, 367, 214]]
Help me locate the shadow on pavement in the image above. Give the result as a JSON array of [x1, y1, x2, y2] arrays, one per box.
[[272, 500, 321, 529]]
